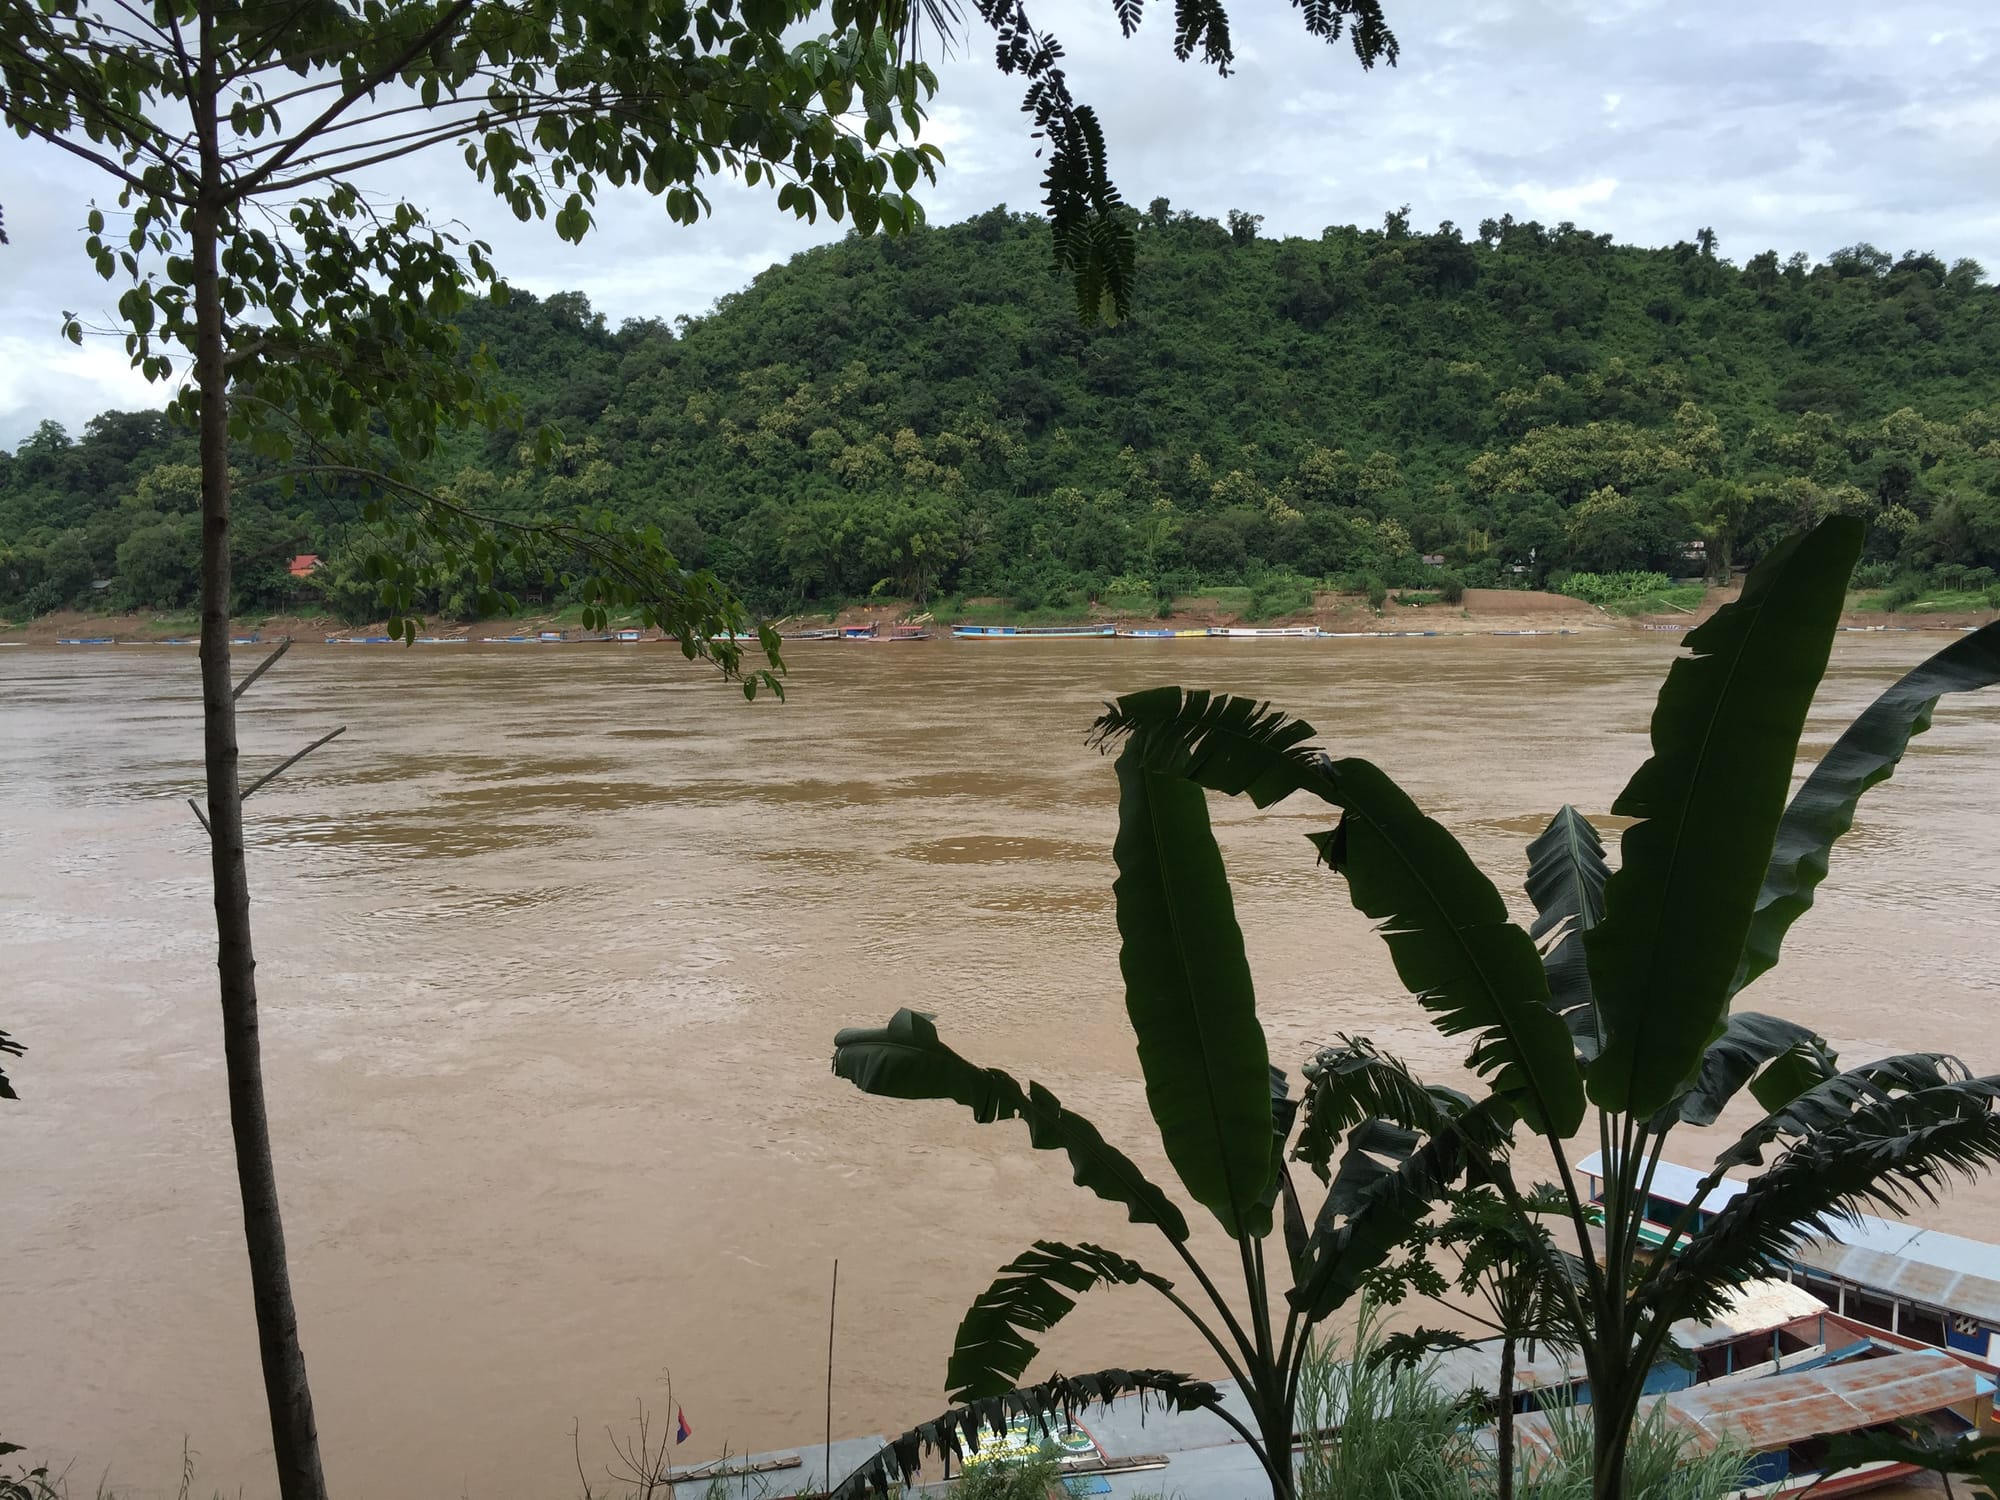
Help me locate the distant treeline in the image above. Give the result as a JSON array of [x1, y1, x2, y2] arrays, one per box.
[[4, 204, 1998, 621]]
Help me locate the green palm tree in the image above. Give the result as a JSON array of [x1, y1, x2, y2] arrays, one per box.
[[832, 518, 2000, 1500], [1098, 516, 2000, 1498]]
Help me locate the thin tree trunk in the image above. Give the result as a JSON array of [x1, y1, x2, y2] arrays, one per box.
[[1589, 1371, 1633, 1500], [193, 7, 328, 1495], [1496, 1334, 1516, 1500]]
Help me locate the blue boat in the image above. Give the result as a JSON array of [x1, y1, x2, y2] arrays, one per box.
[[951, 624, 1117, 639]]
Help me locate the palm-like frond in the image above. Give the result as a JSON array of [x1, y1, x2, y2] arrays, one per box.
[[1294, 1036, 1473, 1182], [1290, 1096, 1516, 1321], [1525, 805, 1608, 1058], [1585, 518, 1862, 1116], [832, 1008, 1191, 1240], [0, 1027, 21, 1101], [1820, 1430, 2000, 1499], [947, 1241, 1171, 1401], [1717, 1052, 1973, 1169], [1674, 1012, 1824, 1127], [1651, 1076, 2000, 1325], [1091, 686, 1325, 807], [1735, 620, 2000, 997], [827, 1367, 1218, 1498]]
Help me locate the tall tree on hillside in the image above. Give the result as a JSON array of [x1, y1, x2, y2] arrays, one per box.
[[0, 0, 1397, 1493]]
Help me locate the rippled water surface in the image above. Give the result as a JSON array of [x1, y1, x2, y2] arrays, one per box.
[[3, 636, 1995, 1497]]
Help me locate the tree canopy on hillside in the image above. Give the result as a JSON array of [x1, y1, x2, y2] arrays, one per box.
[[4, 208, 1996, 620]]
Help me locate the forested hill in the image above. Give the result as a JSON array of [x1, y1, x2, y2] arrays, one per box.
[[5, 204, 1999, 622]]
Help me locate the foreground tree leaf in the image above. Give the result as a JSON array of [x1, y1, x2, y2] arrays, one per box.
[[1734, 619, 2000, 996], [1112, 753, 1273, 1239], [1674, 1012, 1823, 1126], [1524, 806, 1609, 1059], [1310, 764, 1585, 1138], [946, 1241, 1174, 1401], [831, 1008, 1190, 1240], [1585, 517, 1862, 1115]]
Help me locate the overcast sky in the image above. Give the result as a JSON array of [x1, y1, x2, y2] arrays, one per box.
[[4, 0, 1996, 448]]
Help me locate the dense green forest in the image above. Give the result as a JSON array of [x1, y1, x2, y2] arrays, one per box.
[[4, 203, 1998, 622]]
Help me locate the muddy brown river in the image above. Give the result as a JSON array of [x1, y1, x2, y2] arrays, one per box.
[[3, 634, 1995, 1498]]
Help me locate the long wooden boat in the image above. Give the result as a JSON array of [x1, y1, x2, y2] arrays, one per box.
[[1206, 625, 1323, 638], [951, 624, 1117, 639], [1511, 1347, 1994, 1497], [1575, 1152, 2000, 1369], [57, 636, 114, 645]]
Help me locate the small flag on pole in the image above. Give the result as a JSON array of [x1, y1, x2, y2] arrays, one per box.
[[675, 1406, 692, 1445]]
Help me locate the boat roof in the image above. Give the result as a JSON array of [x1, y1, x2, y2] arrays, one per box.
[[1795, 1219, 2000, 1325], [1573, 1151, 1749, 1215], [1574, 1154, 2000, 1323], [1428, 1280, 1828, 1397], [1513, 1348, 1990, 1460]]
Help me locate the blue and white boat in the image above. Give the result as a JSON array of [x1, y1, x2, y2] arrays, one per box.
[[951, 624, 1117, 639]]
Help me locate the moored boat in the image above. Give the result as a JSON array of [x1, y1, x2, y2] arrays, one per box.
[[1510, 1347, 1994, 1497], [1576, 1152, 2000, 1367], [951, 623, 1117, 638]]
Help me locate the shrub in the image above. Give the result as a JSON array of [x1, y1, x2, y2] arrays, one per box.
[[1850, 561, 1896, 590], [1438, 573, 1466, 605], [1554, 570, 1672, 606], [954, 1445, 1061, 1500], [1365, 576, 1388, 611], [1881, 574, 1927, 612]]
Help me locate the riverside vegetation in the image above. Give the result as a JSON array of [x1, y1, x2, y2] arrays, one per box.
[[831, 519, 2000, 1500], [3, 212, 1999, 625]]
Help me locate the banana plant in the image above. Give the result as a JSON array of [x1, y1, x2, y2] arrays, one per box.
[[1093, 517, 2000, 1499], [830, 740, 1515, 1498]]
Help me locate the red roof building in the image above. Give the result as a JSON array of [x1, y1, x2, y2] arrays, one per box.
[[288, 553, 322, 578]]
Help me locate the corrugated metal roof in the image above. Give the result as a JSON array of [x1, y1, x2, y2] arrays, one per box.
[[1427, 1280, 1828, 1399], [1572, 1155, 2000, 1324], [1512, 1349, 1990, 1462], [1796, 1227, 2000, 1326], [1572, 1151, 1748, 1215]]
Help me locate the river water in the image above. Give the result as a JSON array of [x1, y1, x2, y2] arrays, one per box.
[[2, 634, 1994, 1498]]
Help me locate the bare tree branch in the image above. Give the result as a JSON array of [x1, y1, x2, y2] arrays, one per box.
[[241, 725, 347, 800]]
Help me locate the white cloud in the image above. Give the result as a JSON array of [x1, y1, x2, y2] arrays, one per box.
[[1507, 175, 1621, 219], [5, 0, 1999, 447]]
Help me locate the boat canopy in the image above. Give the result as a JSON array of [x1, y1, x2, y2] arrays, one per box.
[[1427, 1279, 1828, 1399], [1573, 1151, 1749, 1216], [1795, 1220, 2000, 1328], [1512, 1348, 1991, 1461]]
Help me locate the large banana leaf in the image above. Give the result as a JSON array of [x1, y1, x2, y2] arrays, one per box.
[[832, 1008, 1191, 1241], [1675, 1012, 1823, 1127], [947, 1241, 1172, 1401], [1717, 1052, 1972, 1169], [1650, 1075, 2000, 1325], [1585, 518, 1863, 1116], [1311, 762, 1586, 1138], [1112, 752, 1273, 1239], [827, 1367, 1218, 1499], [1733, 620, 2000, 996], [1524, 805, 1608, 1059], [1097, 687, 1581, 1138]]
